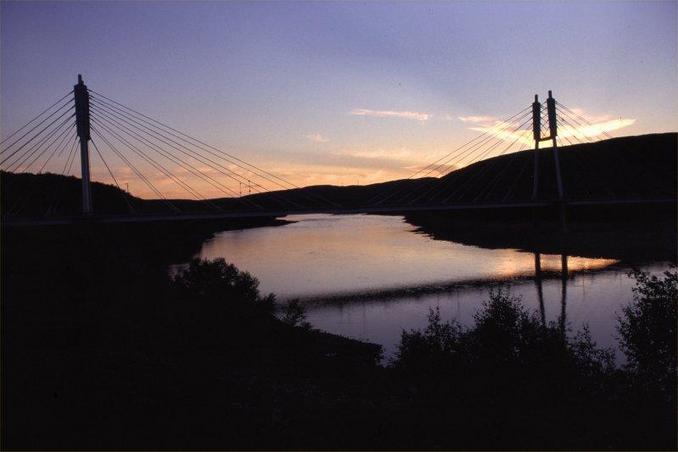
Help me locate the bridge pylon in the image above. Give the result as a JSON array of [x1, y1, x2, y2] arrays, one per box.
[[74, 74, 93, 215], [532, 90, 567, 231]]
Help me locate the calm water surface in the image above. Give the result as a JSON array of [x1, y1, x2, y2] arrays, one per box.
[[197, 214, 670, 359]]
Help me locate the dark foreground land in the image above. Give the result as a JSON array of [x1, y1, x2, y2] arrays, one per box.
[[2, 211, 676, 450]]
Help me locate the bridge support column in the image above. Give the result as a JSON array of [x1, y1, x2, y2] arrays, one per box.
[[531, 95, 541, 202], [531, 95, 541, 226], [547, 91, 567, 232], [74, 74, 93, 215]]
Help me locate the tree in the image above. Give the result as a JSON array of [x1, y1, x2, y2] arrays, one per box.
[[617, 268, 677, 394], [172, 258, 275, 316]]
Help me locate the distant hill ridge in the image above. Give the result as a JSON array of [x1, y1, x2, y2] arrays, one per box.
[[2, 133, 675, 217]]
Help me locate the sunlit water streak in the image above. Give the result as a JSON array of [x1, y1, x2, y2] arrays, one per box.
[[195, 214, 670, 360]]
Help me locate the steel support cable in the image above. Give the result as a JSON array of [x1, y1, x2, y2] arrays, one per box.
[[443, 119, 531, 202], [58, 131, 78, 157], [368, 106, 532, 205], [0, 106, 75, 167], [397, 134, 515, 206], [14, 121, 75, 173], [89, 91, 340, 209], [560, 108, 655, 198], [502, 144, 533, 202], [90, 137, 136, 213], [90, 106, 242, 198], [397, 135, 510, 206], [535, 112, 596, 199], [66, 140, 79, 175], [374, 110, 531, 206], [560, 117, 616, 178], [45, 135, 81, 216], [4, 126, 75, 210], [6, 125, 72, 213], [90, 99, 303, 209], [90, 99, 264, 193], [557, 109, 638, 183], [418, 115, 532, 204], [40, 130, 75, 215], [62, 135, 79, 174], [557, 114, 618, 193], [37, 127, 77, 174], [1, 92, 73, 149], [556, 112, 595, 144], [89, 102, 292, 209], [547, 126, 607, 198], [380, 109, 525, 204], [365, 105, 533, 205], [479, 140, 528, 202], [91, 117, 216, 209], [89, 107, 269, 211], [6, 113, 75, 172], [91, 109, 269, 212], [453, 111, 532, 169], [92, 116, 224, 212], [90, 90, 301, 190], [475, 140, 530, 203], [551, 131, 596, 198], [89, 89, 301, 190], [90, 124, 178, 212], [89, 104, 267, 210], [442, 116, 533, 203], [555, 101, 613, 139]]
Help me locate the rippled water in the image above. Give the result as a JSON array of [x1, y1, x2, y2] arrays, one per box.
[[196, 214, 670, 359]]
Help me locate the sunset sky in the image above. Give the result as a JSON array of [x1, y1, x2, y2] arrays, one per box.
[[2, 1, 677, 197]]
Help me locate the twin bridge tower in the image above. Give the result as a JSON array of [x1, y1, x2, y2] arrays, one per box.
[[74, 74, 93, 214], [71, 75, 566, 218]]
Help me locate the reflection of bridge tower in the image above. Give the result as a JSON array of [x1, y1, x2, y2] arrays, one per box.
[[74, 74, 93, 214], [560, 254, 569, 336], [534, 252, 569, 333], [532, 91, 566, 231]]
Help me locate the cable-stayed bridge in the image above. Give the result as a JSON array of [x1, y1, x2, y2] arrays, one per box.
[[2, 76, 675, 226]]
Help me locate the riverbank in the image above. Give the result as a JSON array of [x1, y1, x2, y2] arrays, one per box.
[[405, 209, 677, 264], [3, 215, 676, 449]]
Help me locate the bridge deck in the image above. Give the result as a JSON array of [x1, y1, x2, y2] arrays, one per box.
[[3, 198, 674, 226]]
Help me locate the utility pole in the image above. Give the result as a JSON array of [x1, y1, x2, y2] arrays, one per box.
[[74, 74, 93, 214]]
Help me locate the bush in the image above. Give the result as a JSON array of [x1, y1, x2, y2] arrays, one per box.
[[394, 307, 464, 374], [617, 268, 677, 394], [393, 289, 615, 380], [172, 258, 275, 317], [280, 299, 311, 329]]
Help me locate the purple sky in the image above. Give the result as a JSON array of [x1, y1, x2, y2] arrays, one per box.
[[2, 1, 676, 195]]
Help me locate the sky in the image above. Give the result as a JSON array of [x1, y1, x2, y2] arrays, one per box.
[[2, 1, 677, 198]]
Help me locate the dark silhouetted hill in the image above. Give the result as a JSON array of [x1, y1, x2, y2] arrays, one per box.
[[2, 133, 675, 217]]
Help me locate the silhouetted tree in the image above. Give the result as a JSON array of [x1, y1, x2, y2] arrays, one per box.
[[280, 299, 311, 329], [618, 268, 677, 394], [172, 258, 275, 312]]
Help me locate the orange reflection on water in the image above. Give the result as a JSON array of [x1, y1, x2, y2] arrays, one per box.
[[196, 215, 621, 298]]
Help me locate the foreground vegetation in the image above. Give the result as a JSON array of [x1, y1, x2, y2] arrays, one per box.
[[3, 222, 676, 449]]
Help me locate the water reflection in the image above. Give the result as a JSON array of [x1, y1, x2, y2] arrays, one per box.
[[198, 214, 617, 299], [192, 214, 670, 359], [534, 252, 568, 333]]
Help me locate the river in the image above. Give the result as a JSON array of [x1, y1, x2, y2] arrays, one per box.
[[196, 213, 671, 360]]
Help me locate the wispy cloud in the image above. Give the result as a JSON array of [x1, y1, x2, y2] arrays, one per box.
[[461, 108, 635, 147], [304, 133, 329, 143], [458, 115, 498, 124], [338, 147, 415, 161], [350, 109, 431, 121]]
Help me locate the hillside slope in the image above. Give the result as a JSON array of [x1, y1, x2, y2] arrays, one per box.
[[2, 133, 675, 217]]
